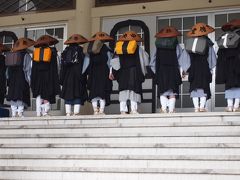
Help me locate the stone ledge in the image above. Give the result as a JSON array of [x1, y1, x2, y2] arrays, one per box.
[[0, 121, 239, 129], [1, 154, 240, 161], [0, 131, 240, 138], [0, 112, 239, 121], [0, 166, 240, 175], [0, 143, 240, 148]]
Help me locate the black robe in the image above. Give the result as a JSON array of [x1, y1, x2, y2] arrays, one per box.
[[6, 51, 30, 106], [0, 55, 6, 105], [87, 45, 112, 106], [187, 49, 212, 99], [114, 46, 145, 95], [216, 45, 240, 90], [60, 45, 88, 105], [31, 47, 60, 104], [155, 48, 182, 98]]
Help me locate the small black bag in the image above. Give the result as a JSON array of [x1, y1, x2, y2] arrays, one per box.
[[217, 29, 240, 49], [61, 46, 82, 64], [83, 40, 104, 55], [155, 37, 178, 49], [185, 37, 208, 55]]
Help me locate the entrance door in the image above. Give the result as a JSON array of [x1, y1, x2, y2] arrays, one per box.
[[212, 11, 240, 111], [157, 14, 210, 112], [157, 10, 240, 112]]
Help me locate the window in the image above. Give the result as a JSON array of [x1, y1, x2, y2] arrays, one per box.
[[0, 0, 76, 16], [110, 19, 150, 54], [158, 15, 208, 45], [0, 31, 18, 49], [26, 26, 65, 52], [215, 12, 240, 41], [158, 15, 208, 109], [115, 25, 145, 49], [109, 20, 155, 112], [157, 10, 240, 110], [214, 12, 240, 108]]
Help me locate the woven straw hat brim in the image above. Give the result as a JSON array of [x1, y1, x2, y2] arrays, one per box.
[[64, 34, 88, 45], [34, 35, 59, 47], [88, 32, 114, 42], [12, 38, 35, 52], [222, 19, 240, 31], [155, 33, 181, 38], [155, 26, 181, 38], [88, 37, 114, 42], [118, 31, 143, 42], [187, 23, 215, 37]]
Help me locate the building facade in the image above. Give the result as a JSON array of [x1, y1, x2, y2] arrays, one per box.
[[0, 0, 240, 115]]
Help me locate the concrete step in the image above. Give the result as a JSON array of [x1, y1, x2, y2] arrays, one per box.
[[0, 143, 240, 148], [1, 136, 240, 144], [0, 113, 239, 180], [0, 112, 239, 126], [0, 121, 240, 129], [0, 166, 240, 175], [1, 154, 240, 161], [0, 126, 240, 135], [0, 171, 239, 180], [0, 147, 240, 156], [0, 131, 239, 138]]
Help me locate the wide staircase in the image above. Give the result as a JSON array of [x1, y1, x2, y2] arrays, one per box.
[[0, 112, 240, 180]]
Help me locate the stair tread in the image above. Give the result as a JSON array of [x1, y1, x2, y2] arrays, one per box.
[[0, 166, 240, 175]]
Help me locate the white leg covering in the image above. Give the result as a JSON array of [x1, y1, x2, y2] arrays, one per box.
[[130, 100, 138, 112], [120, 101, 128, 112], [169, 98, 176, 113], [226, 98, 234, 112], [92, 98, 99, 114], [192, 97, 199, 109], [91, 98, 98, 109], [160, 96, 168, 112], [36, 96, 42, 117], [99, 99, 106, 114], [234, 98, 240, 109], [42, 102, 50, 116], [17, 101, 24, 117], [65, 104, 72, 116], [227, 99, 234, 108], [10, 101, 18, 117], [200, 97, 207, 109], [73, 104, 81, 115], [99, 99, 106, 110]]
